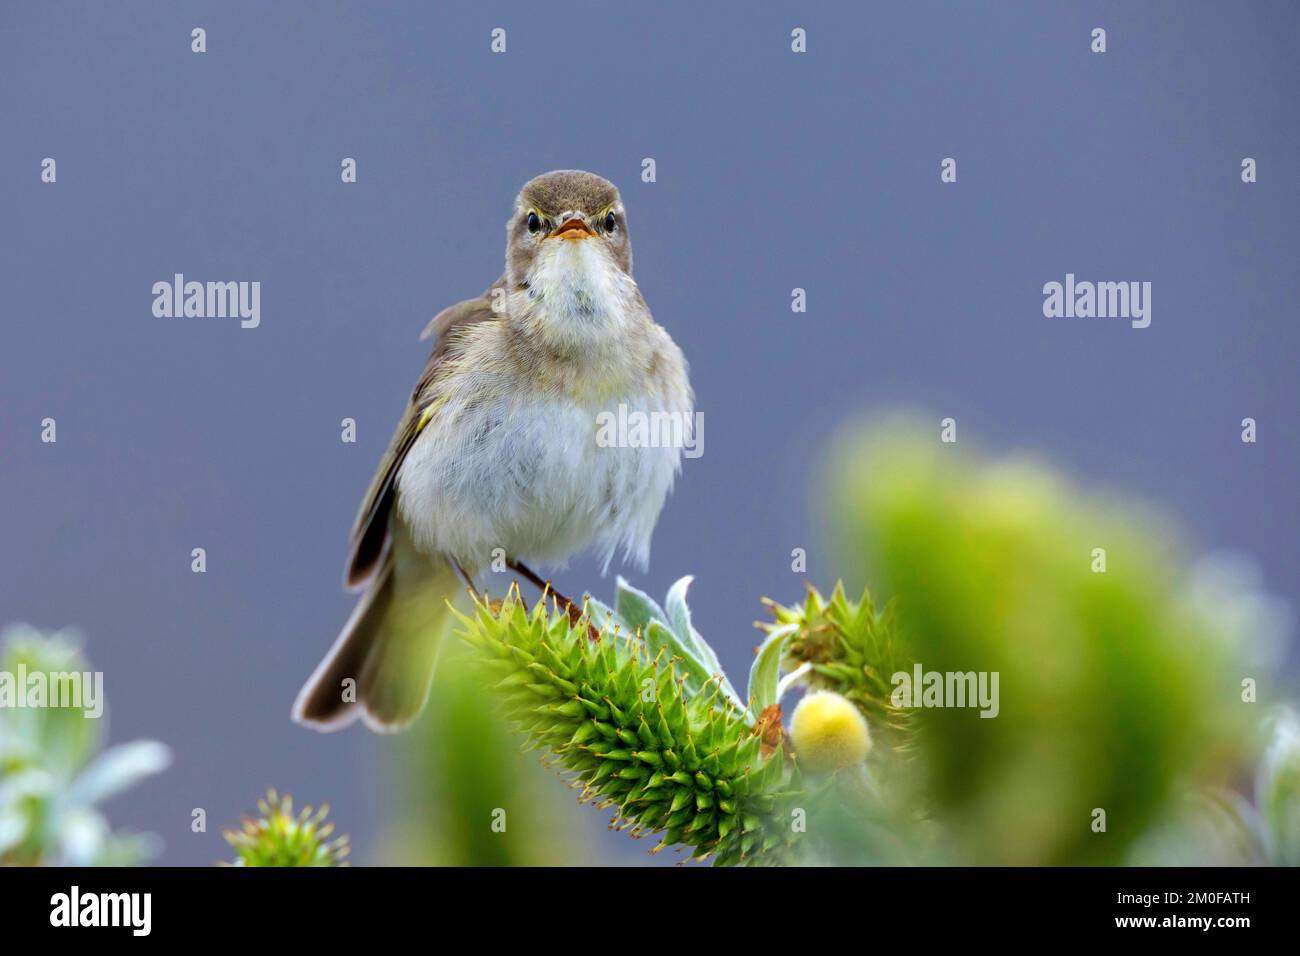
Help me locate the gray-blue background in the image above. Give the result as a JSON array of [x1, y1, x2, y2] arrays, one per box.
[[2, 1, 1296, 865]]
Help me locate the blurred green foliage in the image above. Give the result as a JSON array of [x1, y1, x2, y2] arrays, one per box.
[[385, 650, 595, 865], [1129, 706, 1300, 865], [0, 625, 169, 866], [824, 421, 1265, 865], [1256, 706, 1300, 865]]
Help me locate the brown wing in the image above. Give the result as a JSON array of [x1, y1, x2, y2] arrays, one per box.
[[344, 281, 504, 588]]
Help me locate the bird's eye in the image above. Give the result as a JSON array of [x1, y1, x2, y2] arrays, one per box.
[[527, 212, 541, 233], [604, 212, 617, 232]]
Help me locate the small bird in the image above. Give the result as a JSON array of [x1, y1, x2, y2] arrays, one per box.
[[293, 170, 693, 732]]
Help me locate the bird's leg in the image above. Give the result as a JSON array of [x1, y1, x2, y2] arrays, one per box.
[[449, 556, 481, 600], [506, 558, 578, 616], [504, 557, 548, 592], [506, 559, 596, 638]]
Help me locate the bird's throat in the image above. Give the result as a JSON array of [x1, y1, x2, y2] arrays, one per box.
[[515, 243, 636, 352]]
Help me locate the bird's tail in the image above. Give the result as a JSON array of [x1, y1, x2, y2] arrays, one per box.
[[292, 536, 461, 733]]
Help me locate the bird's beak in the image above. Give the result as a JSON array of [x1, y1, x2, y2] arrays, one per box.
[[547, 217, 596, 240]]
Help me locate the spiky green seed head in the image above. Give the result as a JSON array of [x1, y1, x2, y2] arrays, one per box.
[[223, 790, 350, 867], [454, 587, 804, 865], [791, 691, 872, 773], [761, 582, 914, 753]]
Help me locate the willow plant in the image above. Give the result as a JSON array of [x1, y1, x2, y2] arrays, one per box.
[[0, 626, 170, 866], [452, 575, 904, 865], [451, 422, 1300, 867], [759, 581, 915, 755]]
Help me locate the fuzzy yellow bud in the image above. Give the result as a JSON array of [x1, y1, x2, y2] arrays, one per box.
[[790, 690, 871, 772]]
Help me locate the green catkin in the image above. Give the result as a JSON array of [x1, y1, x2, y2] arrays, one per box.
[[760, 582, 915, 754], [455, 588, 802, 865]]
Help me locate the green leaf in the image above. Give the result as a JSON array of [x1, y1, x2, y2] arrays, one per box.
[[590, 577, 747, 717], [664, 576, 718, 671], [663, 577, 747, 715], [747, 624, 797, 717], [613, 577, 670, 636], [63, 740, 171, 810]]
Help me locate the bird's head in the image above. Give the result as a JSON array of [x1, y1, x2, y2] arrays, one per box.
[[504, 170, 633, 299]]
